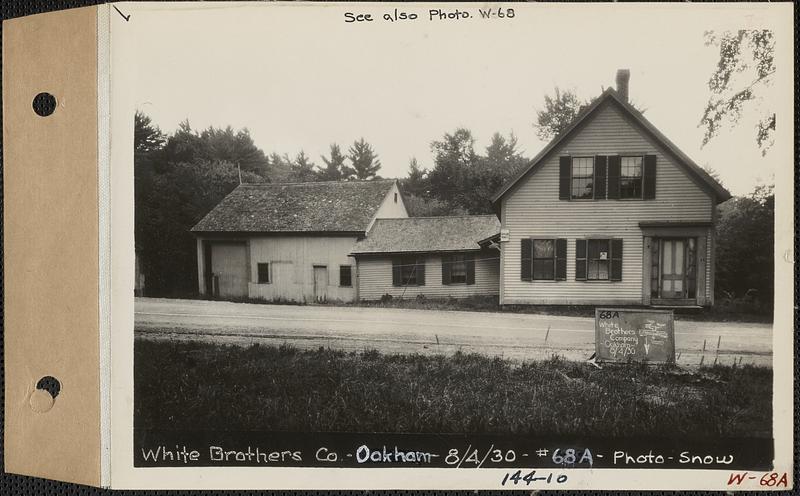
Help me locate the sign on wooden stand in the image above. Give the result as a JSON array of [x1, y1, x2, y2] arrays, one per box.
[[594, 308, 675, 363]]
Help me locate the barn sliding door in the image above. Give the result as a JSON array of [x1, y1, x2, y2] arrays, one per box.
[[210, 242, 249, 298]]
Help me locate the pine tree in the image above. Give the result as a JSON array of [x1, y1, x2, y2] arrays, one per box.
[[318, 143, 347, 181], [290, 151, 317, 182], [345, 138, 382, 180], [402, 157, 429, 197]]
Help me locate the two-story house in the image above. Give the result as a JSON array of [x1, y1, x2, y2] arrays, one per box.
[[491, 70, 731, 307]]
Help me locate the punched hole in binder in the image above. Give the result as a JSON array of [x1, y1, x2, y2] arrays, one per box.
[[32, 92, 57, 116], [29, 376, 61, 413]]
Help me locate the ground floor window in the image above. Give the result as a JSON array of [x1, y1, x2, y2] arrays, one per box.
[[576, 239, 622, 281], [521, 238, 567, 281], [392, 256, 425, 286], [588, 239, 610, 280], [442, 253, 475, 285], [257, 262, 271, 283], [339, 265, 353, 287], [533, 239, 555, 280]]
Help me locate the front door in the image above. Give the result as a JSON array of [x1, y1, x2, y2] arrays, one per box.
[[313, 265, 328, 302], [657, 238, 696, 301]]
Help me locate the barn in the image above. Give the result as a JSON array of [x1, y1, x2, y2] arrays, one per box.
[[191, 179, 407, 302]]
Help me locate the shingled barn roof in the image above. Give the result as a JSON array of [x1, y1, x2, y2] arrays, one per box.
[[192, 180, 396, 233], [350, 215, 501, 255]]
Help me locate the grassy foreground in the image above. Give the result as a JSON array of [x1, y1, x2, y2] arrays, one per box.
[[135, 340, 772, 437]]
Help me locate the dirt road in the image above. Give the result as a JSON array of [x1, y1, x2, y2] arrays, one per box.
[[134, 297, 773, 367]]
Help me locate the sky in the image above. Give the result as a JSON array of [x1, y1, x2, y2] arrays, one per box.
[[123, 2, 787, 195]]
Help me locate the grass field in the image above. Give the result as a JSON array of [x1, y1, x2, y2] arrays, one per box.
[[135, 339, 772, 437]]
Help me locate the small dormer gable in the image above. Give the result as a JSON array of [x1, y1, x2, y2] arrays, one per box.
[[366, 180, 409, 232]]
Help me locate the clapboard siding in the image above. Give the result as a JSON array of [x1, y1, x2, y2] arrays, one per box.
[[501, 103, 714, 305], [247, 236, 358, 302], [705, 226, 712, 302], [357, 252, 500, 300]]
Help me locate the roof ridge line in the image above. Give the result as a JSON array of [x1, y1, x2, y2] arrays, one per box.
[[240, 178, 396, 187], [376, 214, 498, 220]]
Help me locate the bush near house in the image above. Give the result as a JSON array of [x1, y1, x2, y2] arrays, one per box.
[[714, 185, 774, 316], [135, 340, 771, 438]]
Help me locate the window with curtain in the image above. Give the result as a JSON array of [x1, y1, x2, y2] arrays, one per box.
[[532, 239, 555, 280], [587, 239, 610, 280], [449, 254, 468, 284]]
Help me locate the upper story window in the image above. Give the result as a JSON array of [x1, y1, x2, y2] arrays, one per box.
[[620, 156, 643, 199], [560, 154, 656, 201], [571, 157, 594, 199]]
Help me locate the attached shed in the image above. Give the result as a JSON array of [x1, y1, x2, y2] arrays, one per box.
[[351, 215, 501, 300], [191, 179, 407, 302]]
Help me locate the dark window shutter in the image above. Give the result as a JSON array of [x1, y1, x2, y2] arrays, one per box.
[[611, 239, 623, 281], [643, 154, 657, 199], [521, 239, 532, 281], [594, 156, 607, 199], [607, 155, 621, 199], [575, 239, 587, 280], [555, 238, 567, 280], [416, 258, 425, 286], [466, 254, 475, 285], [392, 258, 401, 286], [441, 255, 451, 285], [559, 156, 571, 200]]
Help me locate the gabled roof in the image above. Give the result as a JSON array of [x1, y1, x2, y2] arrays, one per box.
[[491, 88, 732, 207], [192, 179, 396, 234], [350, 215, 501, 255]]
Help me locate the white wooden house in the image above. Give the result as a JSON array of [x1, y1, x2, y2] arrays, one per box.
[[491, 70, 731, 307], [191, 180, 407, 302]]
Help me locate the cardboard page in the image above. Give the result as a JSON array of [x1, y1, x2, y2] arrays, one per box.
[[3, 5, 102, 487]]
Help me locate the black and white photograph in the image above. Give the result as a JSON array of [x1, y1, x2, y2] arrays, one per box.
[[110, 2, 792, 490]]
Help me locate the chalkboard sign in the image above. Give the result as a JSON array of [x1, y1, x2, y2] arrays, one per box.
[[595, 308, 675, 363]]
